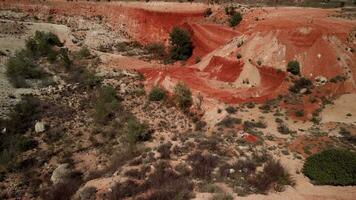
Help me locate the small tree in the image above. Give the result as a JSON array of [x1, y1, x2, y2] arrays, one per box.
[[287, 60, 300, 75], [148, 86, 167, 101], [94, 86, 120, 123], [169, 27, 193, 61], [174, 83, 193, 110], [229, 12, 242, 27]]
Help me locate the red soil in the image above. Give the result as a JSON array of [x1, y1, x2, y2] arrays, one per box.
[[289, 135, 334, 158], [245, 134, 258, 143], [2, 1, 355, 106], [203, 56, 244, 82]]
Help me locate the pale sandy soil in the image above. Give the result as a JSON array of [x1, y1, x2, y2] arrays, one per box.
[[321, 93, 356, 124]]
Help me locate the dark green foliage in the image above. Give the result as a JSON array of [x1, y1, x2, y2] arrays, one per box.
[[94, 86, 120, 123], [127, 118, 151, 143], [225, 106, 237, 114], [289, 77, 313, 93], [6, 31, 63, 87], [59, 48, 72, 69], [217, 116, 241, 128], [145, 42, 166, 59], [25, 31, 62, 58], [169, 27, 193, 61], [303, 149, 356, 185], [229, 12, 242, 27], [188, 151, 219, 180], [243, 120, 267, 130], [148, 86, 167, 101], [0, 96, 42, 170], [6, 50, 44, 88], [225, 7, 242, 27], [6, 96, 42, 134], [174, 83, 193, 110], [77, 46, 91, 58], [203, 8, 213, 17], [68, 67, 101, 89], [295, 110, 304, 117], [287, 60, 300, 75]]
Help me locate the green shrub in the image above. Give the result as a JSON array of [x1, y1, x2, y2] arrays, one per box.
[[169, 27, 193, 61], [236, 53, 242, 59], [173, 83, 193, 110], [203, 8, 213, 17], [68, 67, 101, 89], [6, 50, 44, 88], [25, 31, 62, 57], [212, 193, 233, 200], [148, 86, 167, 101], [94, 86, 120, 123], [225, 106, 237, 114], [249, 160, 294, 193], [229, 12, 242, 27], [289, 77, 313, 93], [217, 116, 241, 128], [127, 118, 151, 143], [77, 46, 91, 58], [303, 149, 356, 185], [145, 42, 166, 59], [287, 60, 300, 75]]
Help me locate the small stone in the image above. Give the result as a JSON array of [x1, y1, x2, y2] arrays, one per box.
[[35, 121, 46, 133], [229, 168, 235, 174]]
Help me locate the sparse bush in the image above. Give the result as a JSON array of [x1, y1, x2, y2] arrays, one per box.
[[212, 193, 233, 200], [148, 86, 167, 101], [157, 142, 172, 159], [243, 120, 267, 130], [169, 27, 193, 61], [229, 12, 242, 27], [295, 110, 304, 117], [203, 8, 213, 17], [6, 51, 44, 88], [217, 116, 241, 128], [69, 67, 101, 89], [25, 31, 63, 57], [287, 60, 300, 75], [248, 160, 294, 193], [173, 83, 193, 110], [277, 123, 294, 135], [195, 56, 201, 63], [303, 149, 356, 185], [236, 53, 242, 59], [127, 118, 151, 143], [289, 77, 313, 93], [77, 46, 91, 58], [188, 151, 219, 180], [93, 86, 120, 123], [145, 42, 166, 59], [225, 106, 237, 114]]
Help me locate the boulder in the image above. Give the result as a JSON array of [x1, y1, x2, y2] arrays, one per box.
[[35, 121, 46, 133], [51, 163, 72, 185]]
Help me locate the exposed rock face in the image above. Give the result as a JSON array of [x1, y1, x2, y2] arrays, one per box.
[[51, 163, 72, 185]]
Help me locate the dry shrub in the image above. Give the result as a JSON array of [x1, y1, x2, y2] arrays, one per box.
[[248, 160, 294, 193], [188, 151, 219, 180]]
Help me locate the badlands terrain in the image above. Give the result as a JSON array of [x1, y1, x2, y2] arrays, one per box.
[[0, 0, 356, 200]]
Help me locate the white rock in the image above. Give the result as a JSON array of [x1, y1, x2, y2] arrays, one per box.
[[35, 121, 46, 133], [51, 164, 72, 185], [229, 168, 235, 174]]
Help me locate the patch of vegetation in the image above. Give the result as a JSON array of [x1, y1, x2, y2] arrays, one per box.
[[188, 151, 219, 180], [217, 116, 241, 128], [243, 120, 267, 130], [145, 42, 166, 59], [148, 86, 167, 101], [295, 110, 304, 117], [169, 27, 193, 61], [248, 160, 295, 193], [127, 117, 151, 143], [225, 106, 237, 114], [93, 86, 120, 123], [329, 75, 346, 83], [212, 193, 234, 200], [229, 12, 242, 27], [0, 96, 42, 170], [303, 149, 356, 185], [289, 77, 313, 94], [173, 83, 193, 111], [203, 8, 213, 17], [287, 60, 300, 75], [6, 51, 45, 88]]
